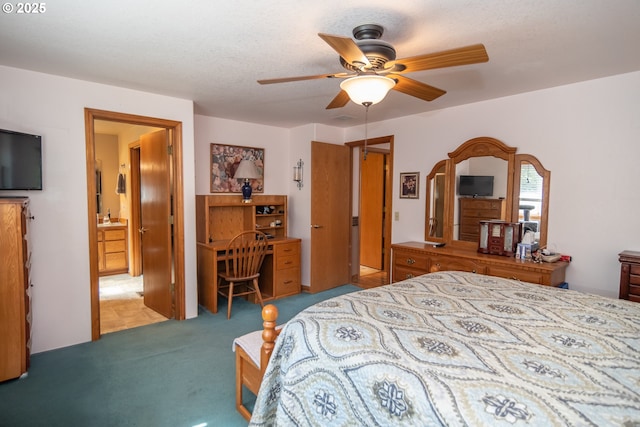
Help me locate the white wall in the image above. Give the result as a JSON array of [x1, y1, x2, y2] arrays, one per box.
[[193, 116, 290, 196], [345, 71, 640, 297], [193, 117, 345, 287], [0, 65, 197, 353]]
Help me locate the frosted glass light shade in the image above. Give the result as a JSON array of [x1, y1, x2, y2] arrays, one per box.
[[340, 75, 396, 106]]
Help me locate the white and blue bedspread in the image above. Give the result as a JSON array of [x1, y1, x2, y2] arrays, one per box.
[[250, 271, 640, 426]]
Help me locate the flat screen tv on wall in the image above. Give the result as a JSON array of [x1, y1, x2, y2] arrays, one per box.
[[458, 175, 493, 197], [0, 129, 43, 190]]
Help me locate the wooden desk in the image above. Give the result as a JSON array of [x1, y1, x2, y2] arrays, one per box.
[[197, 237, 301, 314]]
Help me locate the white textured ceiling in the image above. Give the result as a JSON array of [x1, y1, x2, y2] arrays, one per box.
[[1, 0, 639, 128]]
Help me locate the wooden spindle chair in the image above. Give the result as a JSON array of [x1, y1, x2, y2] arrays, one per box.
[[217, 230, 269, 319]]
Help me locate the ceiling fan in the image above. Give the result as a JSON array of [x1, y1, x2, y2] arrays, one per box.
[[257, 24, 489, 109]]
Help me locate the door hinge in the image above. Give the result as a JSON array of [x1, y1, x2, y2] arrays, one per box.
[[170, 282, 175, 293], [169, 215, 174, 225], [167, 145, 173, 155]]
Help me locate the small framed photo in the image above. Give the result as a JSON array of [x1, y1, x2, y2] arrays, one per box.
[[400, 172, 419, 199]]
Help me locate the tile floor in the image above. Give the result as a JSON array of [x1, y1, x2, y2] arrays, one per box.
[[99, 274, 168, 334]]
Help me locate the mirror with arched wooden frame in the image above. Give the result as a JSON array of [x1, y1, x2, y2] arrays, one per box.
[[425, 136, 550, 250]]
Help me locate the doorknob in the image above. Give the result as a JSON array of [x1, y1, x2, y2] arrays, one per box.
[[139, 227, 148, 234], [311, 224, 323, 229]]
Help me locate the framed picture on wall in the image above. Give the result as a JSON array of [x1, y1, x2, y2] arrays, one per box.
[[400, 172, 419, 199], [210, 143, 264, 193]]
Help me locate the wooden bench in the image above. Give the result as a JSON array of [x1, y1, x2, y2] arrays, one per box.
[[232, 304, 281, 421]]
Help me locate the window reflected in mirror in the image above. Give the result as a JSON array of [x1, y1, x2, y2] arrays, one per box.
[[519, 161, 543, 242]]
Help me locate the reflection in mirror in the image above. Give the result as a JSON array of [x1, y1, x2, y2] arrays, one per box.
[[426, 162, 446, 239], [514, 154, 549, 248], [518, 162, 543, 242], [454, 156, 508, 241]]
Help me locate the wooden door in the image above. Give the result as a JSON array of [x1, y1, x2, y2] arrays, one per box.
[[140, 130, 173, 318], [359, 150, 385, 270], [310, 141, 351, 292], [128, 146, 143, 276]]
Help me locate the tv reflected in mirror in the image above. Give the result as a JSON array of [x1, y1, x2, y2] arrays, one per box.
[[458, 175, 493, 197]]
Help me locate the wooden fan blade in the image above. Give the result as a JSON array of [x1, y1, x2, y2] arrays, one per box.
[[391, 75, 446, 102], [394, 44, 489, 73], [258, 73, 343, 85], [318, 33, 371, 69], [326, 90, 351, 109]]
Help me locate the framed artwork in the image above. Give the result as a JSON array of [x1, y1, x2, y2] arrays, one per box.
[[210, 143, 264, 193], [400, 172, 419, 199]]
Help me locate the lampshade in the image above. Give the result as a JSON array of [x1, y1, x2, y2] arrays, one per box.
[[340, 75, 396, 106], [233, 159, 260, 179]]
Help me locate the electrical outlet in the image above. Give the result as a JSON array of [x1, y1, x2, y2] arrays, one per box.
[[394, 212, 399, 221]]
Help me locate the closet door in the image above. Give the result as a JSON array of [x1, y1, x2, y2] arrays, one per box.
[[310, 141, 351, 292], [359, 150, 385, 270]]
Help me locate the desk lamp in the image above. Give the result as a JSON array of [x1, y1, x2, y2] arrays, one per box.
[[234, 159, 260, 203]]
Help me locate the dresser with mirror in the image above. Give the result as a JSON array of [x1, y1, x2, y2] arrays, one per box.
[[392, 136, 568, 286]]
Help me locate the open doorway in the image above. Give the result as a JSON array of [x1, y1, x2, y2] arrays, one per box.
[[85, 109, 186, 340], [94, 125, 164, 334], [346, 135, 394, 288]]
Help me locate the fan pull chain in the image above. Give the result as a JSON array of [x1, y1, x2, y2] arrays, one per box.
[[363, 101, 372, 160]]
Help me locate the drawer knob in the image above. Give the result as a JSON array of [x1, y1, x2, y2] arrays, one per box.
[[406, 274, 414, 279], [406, 258, 416, 265], [283, 280, 293, 284]]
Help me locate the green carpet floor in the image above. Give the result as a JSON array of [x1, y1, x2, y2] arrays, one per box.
[[0, 285, 360, 427]]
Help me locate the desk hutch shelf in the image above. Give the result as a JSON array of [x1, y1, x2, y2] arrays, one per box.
[[196, 194, 288, 243]]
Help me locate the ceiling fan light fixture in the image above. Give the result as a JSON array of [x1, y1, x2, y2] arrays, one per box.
[[340, 75, 396, 106]]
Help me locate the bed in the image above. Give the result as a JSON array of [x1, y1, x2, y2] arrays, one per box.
[[249, 271, 640, 426]]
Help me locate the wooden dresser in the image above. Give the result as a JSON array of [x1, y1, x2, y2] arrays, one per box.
[[458, 197, 506, 242], [0, 197, 31, 382], [619, 250, 640, 302], [392, 241, 568, 287]]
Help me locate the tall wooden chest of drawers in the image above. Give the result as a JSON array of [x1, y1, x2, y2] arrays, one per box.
[[458, 197, 506, 242], [0, 197, 31, 382], [619, 250, 640, 302]]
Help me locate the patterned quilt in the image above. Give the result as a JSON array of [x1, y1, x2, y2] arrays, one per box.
[[249, 271, 640, 426]]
